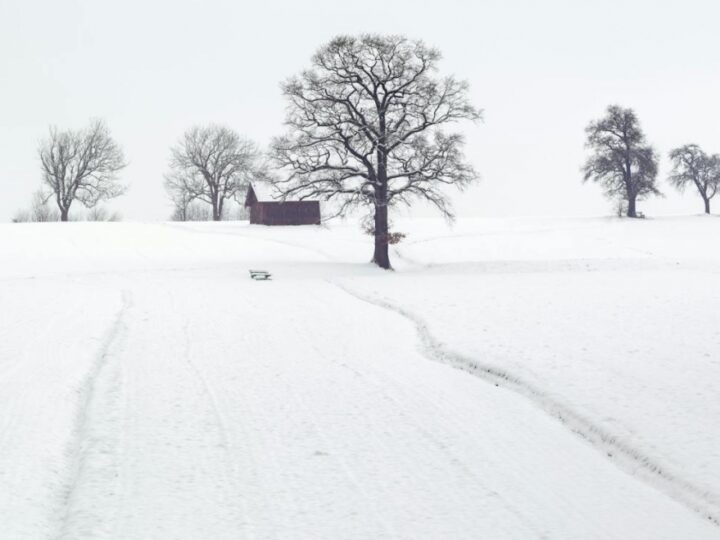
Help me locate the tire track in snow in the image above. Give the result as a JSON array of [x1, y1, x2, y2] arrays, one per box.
[[55, 289, 132, 539], [330, 280, 720, 527]]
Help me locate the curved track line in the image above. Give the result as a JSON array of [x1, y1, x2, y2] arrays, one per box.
[[330, 280, 720, 527]]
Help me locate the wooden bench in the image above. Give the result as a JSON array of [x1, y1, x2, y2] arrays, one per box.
[[249, 269, 272, 280]]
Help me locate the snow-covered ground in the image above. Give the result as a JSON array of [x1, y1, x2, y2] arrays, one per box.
[[0, 216, 718, 539]]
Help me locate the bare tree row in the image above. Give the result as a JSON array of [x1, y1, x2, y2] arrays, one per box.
[[20, 120, 263, 223], [583, 105, 720, 217], [20, 34, 482, 270], [22, 35, 717, 270]]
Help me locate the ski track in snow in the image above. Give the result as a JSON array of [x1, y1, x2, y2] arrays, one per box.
[[57, 289, 132, 539], [330, 279, 720, 527]]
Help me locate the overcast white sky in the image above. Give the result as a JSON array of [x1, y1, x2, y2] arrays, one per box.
[[1, 0, 719, 222]]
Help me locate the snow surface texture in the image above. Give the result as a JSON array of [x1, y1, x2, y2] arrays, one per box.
[[0, 217, 718, 539]]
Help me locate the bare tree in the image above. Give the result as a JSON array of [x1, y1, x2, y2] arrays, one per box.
[[38, 119, 127, 221], [166, 126, 262, 221], [668, 144, 720, 214], [270, 34, 481, 269], [582, 105, 660, 218]]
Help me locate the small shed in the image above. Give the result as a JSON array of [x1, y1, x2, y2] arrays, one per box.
[[244, 183, 321, 226]]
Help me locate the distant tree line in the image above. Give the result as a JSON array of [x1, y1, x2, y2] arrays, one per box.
[[12, 34, 719, 269], [15, 34, 481, 269], [583, 105, 720, 217]]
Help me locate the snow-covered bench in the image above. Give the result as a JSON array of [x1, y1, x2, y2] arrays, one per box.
[[249, 269, 272, 280]]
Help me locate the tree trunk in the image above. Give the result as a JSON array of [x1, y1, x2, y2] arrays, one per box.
[[372, 145, 391, 269], [623, 156, 637, 218], [60, 208, 69, 222], [704, 198, 711, 214], [372, 202, 390, 269], [626, 196, 637, 218], [212, 195, 221, 221]]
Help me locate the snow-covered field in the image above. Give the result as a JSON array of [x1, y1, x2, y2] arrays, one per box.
[[1, 216, 719, 539]]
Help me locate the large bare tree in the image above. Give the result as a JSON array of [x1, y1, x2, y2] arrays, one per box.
[[166, 125, 262, 221], [582, 105, 660, 218], [38, 119, 127, 221], [668, 144, 720, 214], [271, 35, 481, 269]]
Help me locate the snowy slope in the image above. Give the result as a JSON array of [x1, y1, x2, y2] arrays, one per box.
[[0, 219, 718, 539]]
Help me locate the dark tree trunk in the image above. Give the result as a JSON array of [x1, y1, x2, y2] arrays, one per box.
[[212, 195, 221, 221], [372, 202, 390, 269], [60, 208, 69, 222], [627, 196, 637, 218], [372, 148, 391, 269], [704, 198, 711, 214], [623, 160, 638, 218]]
